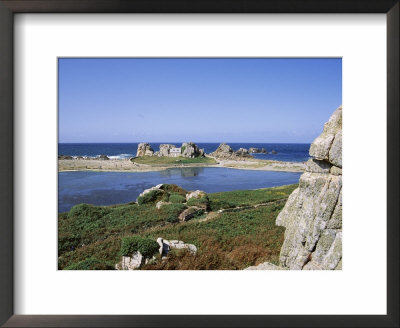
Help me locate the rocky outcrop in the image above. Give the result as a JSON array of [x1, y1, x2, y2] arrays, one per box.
[[275, 105, 342, 270], [136, 143, 154, 157], [137, 184, 164, 200], [235, 148, 251, 157], [58, 155, 73, 160], [244, 262, 286, 270], [157, 237, 197, 257], [115, 252, 143, 270], [158, 144, 177, 157], [181, 142, 204, 158], [309, 107, 342, 168], [249, 147, 267, 153], [178, 207, 205, 222], [186, 190, 207, 201], [210, 143, 253, 159], [98, 154, 109, 160], [210, 143, 234, 158]]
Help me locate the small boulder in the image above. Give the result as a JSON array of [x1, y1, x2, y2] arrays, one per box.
[[178, 207, 204, 222], [186, 190, 207, 200], [271, 150, 277, 154], [98, 154, 109, 160], [58, 155, 73, 160], [157, 237, 170, 256], [168, 240, 197, 254], [115, 251, 143, 270], [156, 200, 169, 209]]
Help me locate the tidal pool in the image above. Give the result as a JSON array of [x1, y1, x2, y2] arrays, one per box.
[[58, 167, 301, 213]]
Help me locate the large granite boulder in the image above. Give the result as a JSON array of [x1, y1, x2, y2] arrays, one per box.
[[309, 106, 342, 167], [181, 142, 204, 158], [136, 143, 154, 157], [275, 105, 342, 270], [159, 144, 177, 157]]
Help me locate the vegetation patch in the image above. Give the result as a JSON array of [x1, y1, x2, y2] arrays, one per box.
[[58, 184, 297, 270], [187, 195, 210, 209], [120, 236, 159, 257], [208, 184, 297, 211], [137, 189, 164, 205], [64, 257, 113, 270], [168, 193, 186, 204], [131, 156, 216, 166]]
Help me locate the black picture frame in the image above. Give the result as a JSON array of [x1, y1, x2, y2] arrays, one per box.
[[0, 1, 398, 327]]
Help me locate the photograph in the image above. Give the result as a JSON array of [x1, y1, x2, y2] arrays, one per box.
[[58, 58, 342, 271]]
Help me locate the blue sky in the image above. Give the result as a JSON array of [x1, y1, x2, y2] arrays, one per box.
[[58, 58, 341, 143]]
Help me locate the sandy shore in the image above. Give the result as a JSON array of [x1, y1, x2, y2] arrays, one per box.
[[58, 158, 306, 173]]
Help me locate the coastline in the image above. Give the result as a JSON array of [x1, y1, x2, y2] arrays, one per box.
[[58, 157, 306, 173]]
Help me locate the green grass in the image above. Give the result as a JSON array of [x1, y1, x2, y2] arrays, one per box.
[[143, 203, 286, 269], [131, 156, 217, 165], [58, 184, 297, 270], [208, 184, 298, 211], [120, 236, 159, 257]]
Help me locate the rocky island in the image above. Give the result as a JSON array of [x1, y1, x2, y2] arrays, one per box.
[[58, 141, 306, 173]]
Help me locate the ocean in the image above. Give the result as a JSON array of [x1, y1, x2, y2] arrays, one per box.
[[59, 142, 310, 162]]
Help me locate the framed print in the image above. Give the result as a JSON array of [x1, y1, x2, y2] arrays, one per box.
[[0, 0, 398, 327]]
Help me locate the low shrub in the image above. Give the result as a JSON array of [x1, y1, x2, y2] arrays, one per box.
[[64, 257, 113, 270], [162, 203, 187, 217], [187, 196, 210, 209], [166, 216, 179, 223], [161, 184, 187, 196], [169, 193, 186, 204], [240, 213, 255, 220], [209, 200, 235, 211], [184, 207, 205, 221], [68, 203, 111, 221], [137, 189, 164, 205], [120, 236, 159, 257]]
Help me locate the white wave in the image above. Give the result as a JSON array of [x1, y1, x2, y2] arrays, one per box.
[[108, 154, 134, 159]]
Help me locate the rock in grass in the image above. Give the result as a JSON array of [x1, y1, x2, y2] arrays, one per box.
[[186, 190, 207, 201], [156, 200, 169, 209], [115, 252, 143, 270], [157, 237, 170, 256], [157, 238, 197, 256], [178, 207, 204, 222]]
